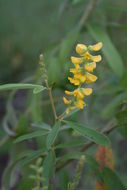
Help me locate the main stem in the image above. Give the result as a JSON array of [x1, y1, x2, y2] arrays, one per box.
[[45, 80, 57, 121]]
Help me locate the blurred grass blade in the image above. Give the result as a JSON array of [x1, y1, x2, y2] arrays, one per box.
[[102, 168, 126, 190], [0, 83, 46, 92], [67, 121, 110, 146], [87, 24, 124, 77], [14, 130, 49, 143], [59, 27, 80, 64], [46, 122, 61, 150], [102, 92, 127, 118]]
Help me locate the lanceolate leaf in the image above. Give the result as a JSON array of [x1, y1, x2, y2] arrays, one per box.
[[14, 130, 49, 143], [42, 150, 56, 186], [102, 168, 126, 190], [87, 24, 124, 77], [67, 121, 110, 146], [0, 83, 46, 93], [46, 122, 61, 150]]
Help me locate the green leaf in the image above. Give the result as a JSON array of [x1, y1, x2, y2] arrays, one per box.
[[116, 110, 127, 138], [102, 168, 126, 190], [46, 122, 61, 150], [67, 121, 110, 146], [87, 25, 124, 77], [0, 83, 46, 92], [14, 130, 49, 143], [42, 150, 56, 186], [21, 149, 46, 166], [102, 92, 127, 118], [55, 139, 86, 149], [59, 27, 80, 64], [33, 85, 46, 94], [57, 151, 83, 166], [31, 122, 51, 131]]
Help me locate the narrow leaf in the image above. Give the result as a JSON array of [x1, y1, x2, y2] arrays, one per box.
[[14, 130, 49, 143], [46, 122, 61, 150], [0, 83, 46, 92], [42, 150, 56, 186], [55, 139, 86, 149], [67, 121, 110, 146], [102, 168, 126, 190], [33, 86, 46, 94]]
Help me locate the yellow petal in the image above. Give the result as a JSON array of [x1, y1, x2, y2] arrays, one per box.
[[76, 44, 87, 55], [63, 97, 71, 105], [91, 55, 102, 62], [65, 90, 73, 95], [85, 62, 96, 72], [73, 90, 84, 99], [76, 99, 85, 109], [68, 77, 80, 85], [70, 68, 79, 74], [89, 42, 103, 51], [84, 52, 91, 60], [71, 56, 83, 64], [86, 73, 98, 84], [82, 88, 93, 96]]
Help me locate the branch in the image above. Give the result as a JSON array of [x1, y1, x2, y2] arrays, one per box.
[[79, 0, 99, 28], [56, 123, 116, 172], [45, 81, 57, 121]]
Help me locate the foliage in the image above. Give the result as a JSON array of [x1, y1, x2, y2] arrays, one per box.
[[0, 0, 127, 189]]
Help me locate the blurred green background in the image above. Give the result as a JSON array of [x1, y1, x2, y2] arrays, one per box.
[[0, 0, 127, 189]]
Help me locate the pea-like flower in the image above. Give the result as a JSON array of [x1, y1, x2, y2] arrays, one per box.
[[63, 42, 103, 114]]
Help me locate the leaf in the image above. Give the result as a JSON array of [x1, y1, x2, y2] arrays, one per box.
[[59, 27, 80, 64], [57, 151, 83, 164], [33, 85, 46, 94], [14, 130, 49, 143], [21, 149, 46, 166], [67, 121, 110, 146], [42, 150, 56, 186], [0, 83, 46, 92], [46, 122, 61, 150], [31, 122, 51, 131], [102, 92, 127, 118], [102, 168, 126, 190], [87, 24, 124, 77], [116, 110, 127, 138], [55, 139, 86, 149]]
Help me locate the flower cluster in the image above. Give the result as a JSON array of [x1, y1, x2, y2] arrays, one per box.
[[63, 42, 102, 114]]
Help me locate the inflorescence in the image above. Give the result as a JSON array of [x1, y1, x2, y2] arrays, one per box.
[[63, 42, 103, 114]]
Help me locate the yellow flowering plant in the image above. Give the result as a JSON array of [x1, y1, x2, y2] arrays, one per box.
[[0, 41, 123, 190], [63, 42, 102, 115]]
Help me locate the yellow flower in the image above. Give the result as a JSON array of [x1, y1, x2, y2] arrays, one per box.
[[75, 99, 85, 109], [63, 97, 72, 105], [65, 90, 73, 95], [68, 77, 80, 85], [71, 56, 83, 64], [73, 89, 84, 99], [76, 44, 87, 55], [83, 52, 91, 60], [82, 88, 93, 96], [91, 55, 102, 62], [85, 62, 96, 72], [88, 42, 103, 51], [74, 73, 86, 83], [86, 73, 98, 84]]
